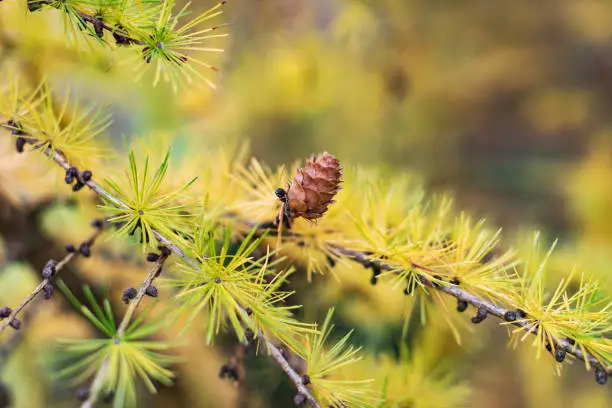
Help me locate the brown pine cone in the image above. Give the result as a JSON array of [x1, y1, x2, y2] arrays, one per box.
[[285, 152, 342, 221]]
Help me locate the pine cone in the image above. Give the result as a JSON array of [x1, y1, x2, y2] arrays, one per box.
[[285, 152, 342, 221]]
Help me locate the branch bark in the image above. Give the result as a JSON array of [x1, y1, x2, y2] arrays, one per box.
[[328, 244, 611, 376], [81, 252, 169, 408], [11, 138, 322, 407], [0, 226, 103, 335]]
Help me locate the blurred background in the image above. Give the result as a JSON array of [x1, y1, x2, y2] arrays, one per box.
[[1, 0, 612, 407]]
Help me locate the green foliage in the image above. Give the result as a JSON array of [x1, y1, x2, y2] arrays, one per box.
[[100, 149, 196, 249], [170, 226, 314, 351], [55, 281, 178, 408], [21, 83, 113, 164], [3, 1, 612, 407], [139, 0, 227, 90], [508, 233, 612, 370], [295, 308, 376, 407], [25, 0, 227, 90]]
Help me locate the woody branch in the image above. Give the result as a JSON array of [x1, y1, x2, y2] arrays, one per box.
[[2, 126, 322, 408], [0, 223, 104, 335]]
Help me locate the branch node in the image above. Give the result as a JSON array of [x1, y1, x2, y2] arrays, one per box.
[[471, 306, 488, 324], [0, 307, 12, 319], [122, 288, 137, 304], [456, 299, 468, 313], [595, 368, 608, 385], [42, 259, 58, 279], [43, 283, 54, 300], [503, 310, 517, 322]]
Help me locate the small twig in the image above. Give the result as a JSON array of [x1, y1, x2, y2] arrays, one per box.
[[116, 252, 168, 336], [0, 127, 319, 405], [247, 219, 612, 378], [0, 227, 103, 335], [11, 136, 321, 406], [0, 300, 40, 365], [267, 338, 319, 407], [81, 251, 169, 408], [328, 244, 611, 375], [75, 11, 144, 45]]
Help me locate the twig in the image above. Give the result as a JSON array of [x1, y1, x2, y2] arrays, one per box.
[[75, 10, 144, 46], [0, 227, 103, 335], [247, 219, 611, 378], [328, 244, 611, 375], [81, 251, 169, 408], [14, 139, 322, 407], [267, 338, 319, 407], [0, 300, 39, 365]]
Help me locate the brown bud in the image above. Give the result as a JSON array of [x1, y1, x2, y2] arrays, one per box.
[[285, 152, 342, 222]]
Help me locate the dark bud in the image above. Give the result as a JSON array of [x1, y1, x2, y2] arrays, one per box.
[[432, 275, 443, 287], [371, 263, 381, 277], [65, 243, 76, 253], [218, 364, 239, 381], [122, 287, 137, 304], [278, 345, 288, 359], [146, 252, 160, 262], [79, 242, 91, 257], [504, 310, 517, 322], [275, 188, 287, 200], [9, 318, 21, 330], [403, 286, 412, 295], [214, 277, 221, 284], [545, 342, 552, 353], [72, 181, 85, 192], [245, 328, 254, 343], [0, 306, 12, 319], [595, 368, 608, 385], [301, 374, 311, 385], [15, 137, 26, 153], [114, 33, 131, 45], [113, 25, 132, 46], [456, 299, 468, 313], [554, 348, 566, 363], [566, 337, 576, 346], [145, 286, 158, 298], [245, 307, 253, 316], [294, 393, 306, 406], [326, 255, 336, 268], [82, 170, 93, 181], [93, 19, 104, 38], [75, 387, 90, 402], [218, 364, 229, 379], [471, 306, 487, 324], [91, 219, 103, 229], [369, 275, 378, 285], [42, 259, 58, 279], [64, 174, 74, 184], [159, 246, 171, 257], [67, 167, 78, 178], [449, 277, 460, 285], [43, 283, 54, 300], [516, 309, 527, 319]]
